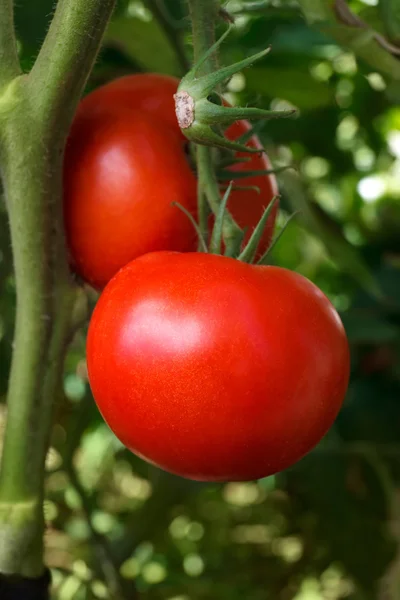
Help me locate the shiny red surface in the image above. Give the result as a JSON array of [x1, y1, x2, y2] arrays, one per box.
[[87, 252, 350, 481], [79, 73, 182, 136], [64, 109, 198, 289]]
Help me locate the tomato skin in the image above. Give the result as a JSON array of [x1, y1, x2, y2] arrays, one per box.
[[79, 73, 182, 135], [87, 252, 350, 482], [64, 109, 197, 290]]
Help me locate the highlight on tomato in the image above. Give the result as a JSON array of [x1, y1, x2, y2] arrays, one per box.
[[63, 107, 197, 290], [87, 251, 350, 482]]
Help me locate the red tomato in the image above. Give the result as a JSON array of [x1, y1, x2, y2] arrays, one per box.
[[225, 120, 279, 256], [76, 74, 278, 251], [64, 109, 197, 290], [87, 252, 350, 482], [79, 73, 182, 136]]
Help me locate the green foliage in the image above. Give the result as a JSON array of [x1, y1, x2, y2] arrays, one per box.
[[2, 0, 400, 598]]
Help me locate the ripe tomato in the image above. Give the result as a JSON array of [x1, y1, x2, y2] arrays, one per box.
[[87, 252, 350, 482], [64, 74, 278, 288], [64, 109, 197, 290], [79, 73, 182, 136], [75, 74, 278, 248]]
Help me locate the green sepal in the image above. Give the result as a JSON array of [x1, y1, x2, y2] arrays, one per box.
[[180, 47, 271, 100], [195, 98, 296, 126], [257, 211, 299, 265], [235, 121, 266, 145], [237, 196, 280, 263], [172, 202, 208, 253], [188, 25, 234, 80], [218, 156, 252, 168], [183, 121, 267, 153], [217, 165, 293, 181], [210, 181, 234, 254], [175, 25, 297, 152], [180, 23, 268, 98], [224, 227, 247, 258], [219, 183, 261, 193]]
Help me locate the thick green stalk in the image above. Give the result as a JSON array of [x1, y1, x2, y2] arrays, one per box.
[[0, 0, 116, 578], [0, 0, 20, 88], [197, 145, 242, 255], [189, 0, 219, 247], [188, 0, 242, 252]]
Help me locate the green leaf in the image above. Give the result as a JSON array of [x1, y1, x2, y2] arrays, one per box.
[[105, 14, 181, 75], [245, 66, 336, 110]]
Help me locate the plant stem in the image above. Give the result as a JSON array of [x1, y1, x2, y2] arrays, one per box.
[[188, 0, 242, 253], [145, 0, 190, 74], [0, 0, 20, 88], [197, 145, 242, 254], [196, 161, 209, 245], [67, 464, 135, 600], [189, 0, 219, 71], [298, 0, 400, 81], [0, 0, 116, 579]]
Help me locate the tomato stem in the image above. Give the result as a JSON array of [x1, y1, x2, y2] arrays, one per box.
[[188, 0, 244, 255], [197, 144, 243, 256], [0, 0, 116, 580], [188, 0, 220, 74], [217, 164, 293, 181], [238, 196, 279, 263], [209, 181, 234, 254]]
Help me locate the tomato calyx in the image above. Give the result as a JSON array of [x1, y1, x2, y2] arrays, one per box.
[[175, 179, 291, 263], [174, 26, 297, 152]]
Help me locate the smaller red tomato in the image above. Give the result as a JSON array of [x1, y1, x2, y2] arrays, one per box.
[[64, 109, 197, 290]]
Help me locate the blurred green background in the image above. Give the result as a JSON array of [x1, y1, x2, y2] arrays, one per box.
[[2, 0, 400, 598]]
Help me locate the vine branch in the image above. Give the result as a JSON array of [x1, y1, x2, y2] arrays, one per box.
[[67, 463, 134, 600], [188, 0, 242, 253], [298, 0, 400, 81], [0, 0, 116, 581], [30, 0, 116, 132]]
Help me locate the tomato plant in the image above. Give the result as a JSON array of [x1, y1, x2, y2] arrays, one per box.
[[87, 251, 350, 482], [64, 74, 278, 289], [224, 119, 278, 256], [63, 107, 198, 290]]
